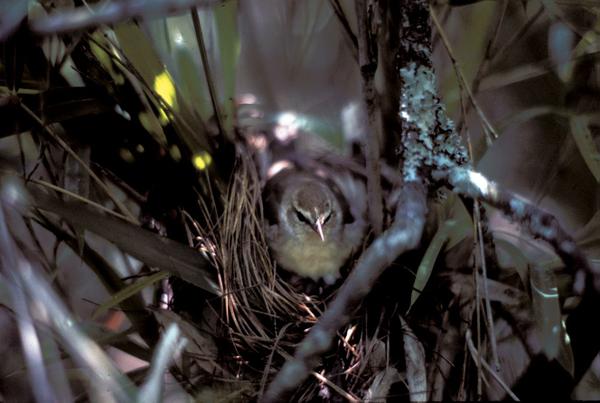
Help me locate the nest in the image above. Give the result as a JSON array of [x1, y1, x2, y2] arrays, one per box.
[[179, 145, 407, 400], [211, 148, 318, 349], [173, 141, 472, 401]]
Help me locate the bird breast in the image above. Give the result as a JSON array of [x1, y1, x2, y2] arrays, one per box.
[[271, 231, 352, 283]]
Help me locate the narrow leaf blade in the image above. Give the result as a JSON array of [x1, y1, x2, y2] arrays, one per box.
[[570, 116, 600, 182]]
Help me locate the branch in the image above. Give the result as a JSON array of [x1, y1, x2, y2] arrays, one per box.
[[356, 0, 384, 235], [434, 167, 594, 294], [261, 180, 428, 402], [29, 0, 223, 35], [328, 0, 358, 62], [392, 2, 596, 395], [435, 166, 600, 394], [395, 0, 469, 184]]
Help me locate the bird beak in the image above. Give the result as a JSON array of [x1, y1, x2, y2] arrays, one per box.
[[313, 217, 325, 242]]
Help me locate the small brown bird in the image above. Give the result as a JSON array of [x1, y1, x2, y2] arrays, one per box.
[[264, 168, 366, 284]]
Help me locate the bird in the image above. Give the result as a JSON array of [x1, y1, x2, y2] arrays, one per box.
[[263, 166, 366, 284]]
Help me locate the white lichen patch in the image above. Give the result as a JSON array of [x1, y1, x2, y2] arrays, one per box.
[[400, 63, 437, 136], [467, 170, 493, 196], [445, 167, 498, 201], [509, 198, 526, 217], [399, 62, 469, 182]]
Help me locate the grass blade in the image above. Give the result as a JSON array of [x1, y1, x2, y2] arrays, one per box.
[[570, 116, 600, 182]]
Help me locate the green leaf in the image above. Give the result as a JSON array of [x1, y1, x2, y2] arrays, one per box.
[[557, 320, 575, 377], [364, 368, 401, 402], [113, 23, 211, 155], [575, 210, 600, 263], [92, 270, 169, 320], [152, 308, 220, 374], [214, 0, 239, 134], [445, 195, 472, 251], [24, 182, 220, 295], [0, 272, 11, 307], [401, 317, 427, 402], [448, 0, 488, 5], [409, 220, 454, 312], [548, 22, 575, 83], [497, 106, 570, 133], [532, 262, 575, 377], [12, 256, 137, 401], [80, 323, 152, 362], [172, 37, 211, 121], [494, 238, 529, 286], [138, 323, 185, 403], [530, 266, 561, 360], [0, 88, 111, 138], [570, 115, 600, 182]]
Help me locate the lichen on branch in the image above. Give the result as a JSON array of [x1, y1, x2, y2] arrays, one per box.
[[399, 62, 468, 182], [394, 0, 468, 183]]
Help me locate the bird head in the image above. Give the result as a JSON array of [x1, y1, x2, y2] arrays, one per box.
[[286, 181, 340, 242]]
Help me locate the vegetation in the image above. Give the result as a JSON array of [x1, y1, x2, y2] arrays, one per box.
[[0, 0, 599, 401]]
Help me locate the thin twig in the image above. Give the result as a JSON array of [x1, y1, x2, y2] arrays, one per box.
[[473, 225, 482, 398], [430, 5, 498, 143], [93, 163, 147, 204], [22, 181, 220, 295], [457, 303, 474, 401], [456, 0, 507, 136], [19, 103, 139, 223], [191, 8, 227, 140], [479, 51, 600, 93], [474, 201, 500, 371], [259, 324, 293, 397], [492, 4, 544, 67], [328, 0, 358, 62], [85, 33, 213, 155], [311, 370, 360, 403], [25, 177, 134, 222], [429, 305, 459, 401], [466, 329, 520, 401], [431, 4, 451, 49]]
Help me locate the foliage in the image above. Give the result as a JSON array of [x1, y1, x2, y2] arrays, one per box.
[[0, 0, 599, 401]]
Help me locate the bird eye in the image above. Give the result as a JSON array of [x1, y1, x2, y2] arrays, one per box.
[[295, 210, 310, 224], [323, 212, 332, 224]]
